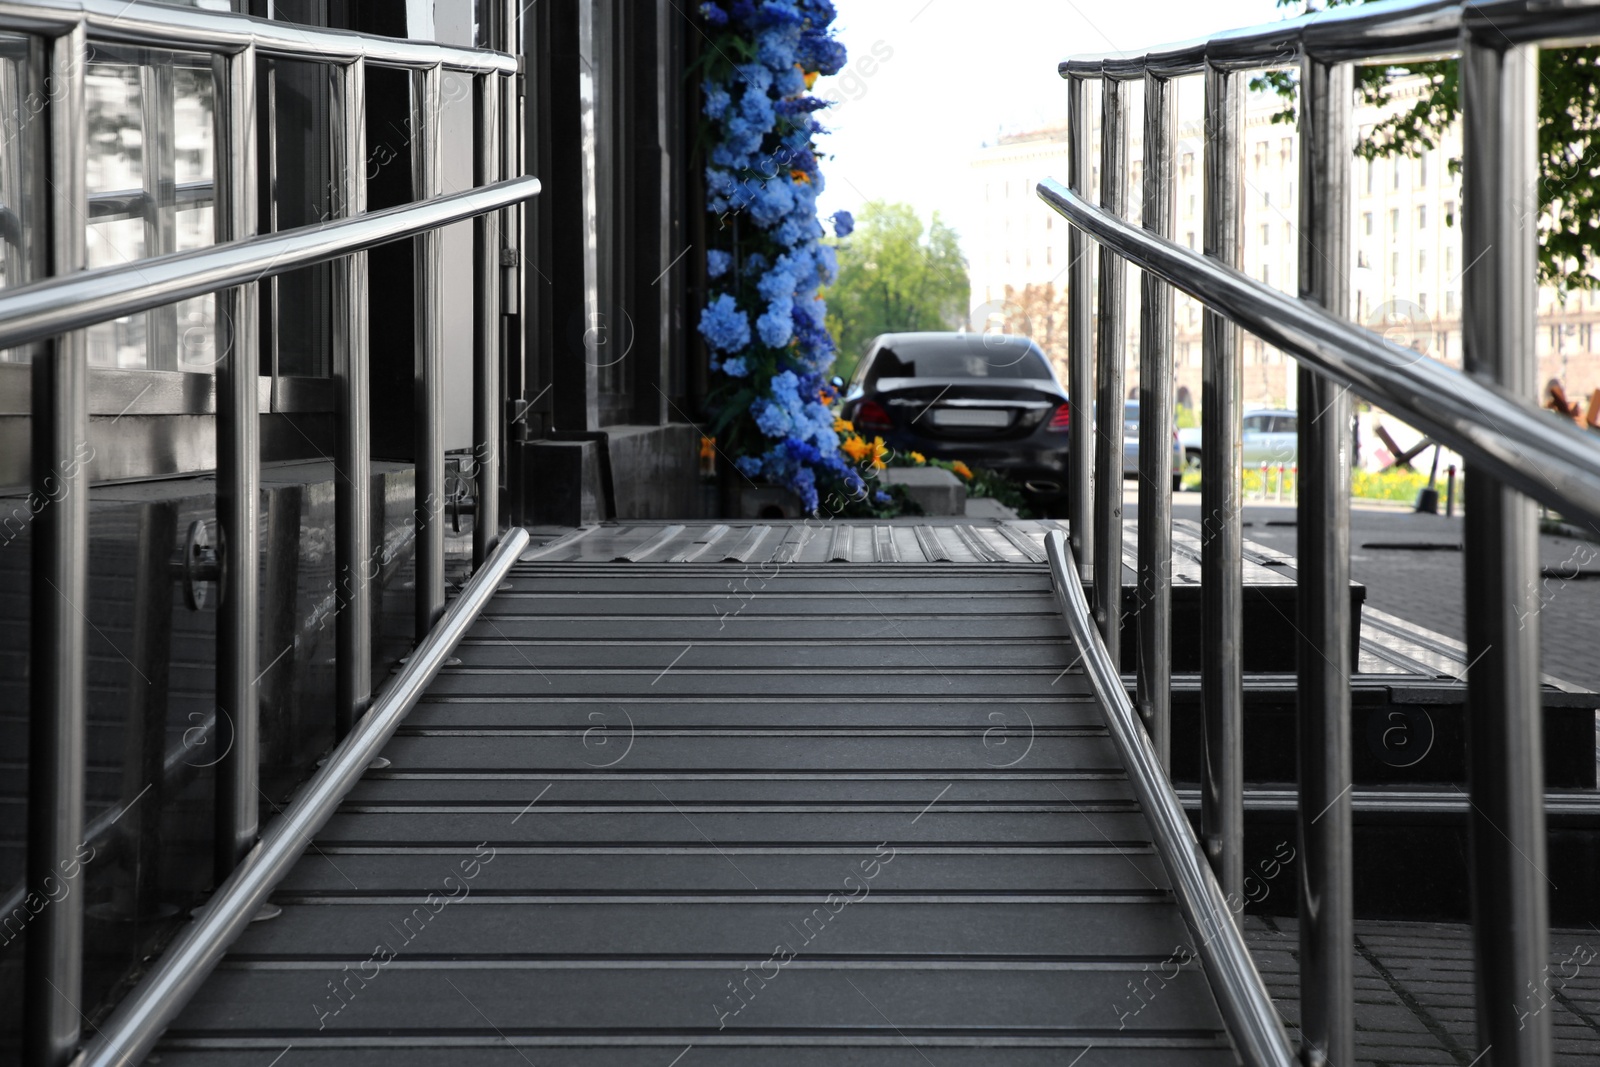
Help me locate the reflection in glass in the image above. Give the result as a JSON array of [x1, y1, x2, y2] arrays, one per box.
[[0, 34, 35, 364], [85, 49, 216, 372]]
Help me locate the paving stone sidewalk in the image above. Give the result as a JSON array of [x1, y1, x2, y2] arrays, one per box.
[[1245, 917, 1600, 1066]]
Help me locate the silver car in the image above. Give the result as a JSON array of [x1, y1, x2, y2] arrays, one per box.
[[1121, 401, 1185, 492], [1179, 408, 1299, 474]]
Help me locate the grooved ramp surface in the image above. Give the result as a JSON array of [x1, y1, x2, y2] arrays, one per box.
[[156, 537, 1233, 1064]]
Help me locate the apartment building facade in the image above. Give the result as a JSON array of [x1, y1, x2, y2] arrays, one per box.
[[969, 76, 1600, 413]]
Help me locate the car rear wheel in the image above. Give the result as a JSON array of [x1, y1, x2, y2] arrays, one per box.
[[1184, 448, 1201, 474]]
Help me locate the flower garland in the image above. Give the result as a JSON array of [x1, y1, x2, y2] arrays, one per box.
[[695, 0, 861, 515]]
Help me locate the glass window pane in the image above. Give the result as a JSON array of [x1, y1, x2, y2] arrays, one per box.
[[0, 34, 36, 364], [85, 49, 215, 372], [270, 58, 334, 379]]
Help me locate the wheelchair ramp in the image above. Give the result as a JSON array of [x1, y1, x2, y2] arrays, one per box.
[[154, 529, 1234, 1065]]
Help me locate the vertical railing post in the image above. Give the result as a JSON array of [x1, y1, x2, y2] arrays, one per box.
[[1296, 54, 1355, 1067], [24, 23, 87, 1067], [139, 63, 177, 370], [1201, 59, 1244, 906], [500, 0, 524, 454], [334, 57, 371, 736], [1137, 70, 1175, 770], [213, 44, 261, 881], [473, 71, 502, 567], [1460, 31, 1550, 1065], [413, 63, 445, 636], [1066, 73, 1093, 578], [1093, 73, 1128, 662]]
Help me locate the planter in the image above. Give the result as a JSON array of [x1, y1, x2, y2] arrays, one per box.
[[722, 478, 807, 520]]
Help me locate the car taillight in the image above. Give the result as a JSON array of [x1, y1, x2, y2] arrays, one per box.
[[1047, 403, 1071, 432], [856, 399, 893, 434]]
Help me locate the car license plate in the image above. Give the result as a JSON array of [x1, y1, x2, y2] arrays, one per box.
[[929, 408, 1009, 428]]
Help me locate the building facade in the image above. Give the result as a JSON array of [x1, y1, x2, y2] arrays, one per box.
[[969, 76, 1600, 413]]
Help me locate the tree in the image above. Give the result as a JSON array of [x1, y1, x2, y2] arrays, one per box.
[[996, 282, 1072, 376], [1254, 0, 1600, 292], [824, 201, 970, 380]]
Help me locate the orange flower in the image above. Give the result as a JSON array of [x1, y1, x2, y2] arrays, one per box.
[[699, 436, 716, 460], [833, 417, 854, 434], [950, 461, 974, 480], [819, 389, 832, 406], [791, 168, 812, 185], [840, 436, 871, 463], [803, 69, 819, 90], [910, 451, 926, 465], [869, 436, 889, 470]]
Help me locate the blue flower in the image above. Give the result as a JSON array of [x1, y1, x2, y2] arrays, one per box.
[[707, 249, 732, 278], [832, 209, 854, 238], [735, 454, 764, 478], [700, 1, 729, 25], [798, 31, 846, 76], [757, 258, 797, 304], [754, 399, 792, 437], [801, 0, 836, 24], [757, 26, 801, 69], [758, 296, 795, 347], [775, 64, 806, 97], [747, 177, 795, 227], [814, 243, 837, 284], [736, 63, 774, 93], [703, 84, 731, 120], [699, 293, 751, 353], [721, 356, 749, 377], [757, 1, 804, 27]]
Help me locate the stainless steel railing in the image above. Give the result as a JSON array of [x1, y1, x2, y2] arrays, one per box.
[[1048, 2, 1600, 1064], [72, 526, 532, 1067], [1045, 531, 1297, 1067], [7, 3, 536, 1064]]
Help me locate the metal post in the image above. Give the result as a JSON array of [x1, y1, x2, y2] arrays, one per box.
[[1136, 71, 1175, 770], [1201, 61, 1244, 906], [214, 44, 261, 882], [473, 72, 502, 566], [139, 62, 177, 370], [1460, 34, 1549, 1065], [1066, 74, 1093, 578], [334, 57, 371, 736], [24, 24, 87, 1067], [1295, 55, 1354, 1067], [1094, 75, 1128, 662], [413, 64, 444, 636]]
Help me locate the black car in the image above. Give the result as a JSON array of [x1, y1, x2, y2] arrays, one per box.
[[839, 331, 1071, 513]]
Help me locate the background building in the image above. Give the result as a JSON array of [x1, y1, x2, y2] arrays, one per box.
[[968, 76, 1600, 417]]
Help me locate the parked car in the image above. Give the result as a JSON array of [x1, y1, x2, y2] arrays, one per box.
[[1122, 400, 1186, 493], [839, 331, 1072, 514], [1179, 408, 1299, 474]]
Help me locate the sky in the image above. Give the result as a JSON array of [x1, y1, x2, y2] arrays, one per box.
[[812, 0, 1289, 253]]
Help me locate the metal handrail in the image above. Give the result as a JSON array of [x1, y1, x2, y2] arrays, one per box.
[[0, 0, 517, 71], [1044, 531, 1295, 1067], [87, 179, 212, 221], [1059, 0, 1465, 76], [0, 176, 539, 349], [69, 527, 531, 1067], [14, 2, 529, 1063], [1046, 4, 1578, 1062], [1036, 179, 1600, 529]]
